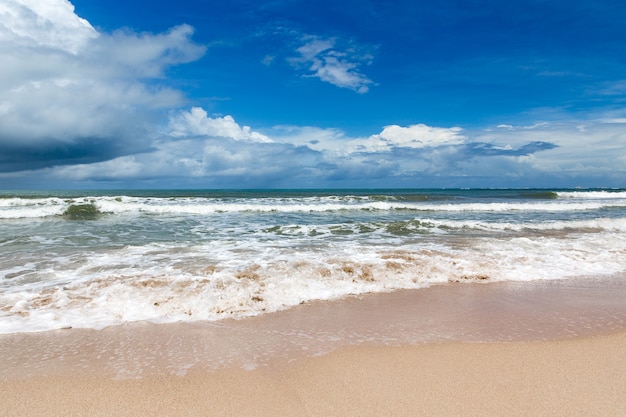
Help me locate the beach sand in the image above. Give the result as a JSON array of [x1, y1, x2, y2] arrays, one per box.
[[1, 277, 626, 416]]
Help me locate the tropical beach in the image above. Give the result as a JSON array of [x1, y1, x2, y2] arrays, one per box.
[[3, 1, 626, 415], [2, 189, 626, 415]]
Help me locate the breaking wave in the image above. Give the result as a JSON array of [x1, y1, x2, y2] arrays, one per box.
[[2, 188, 625, 334], [2, 192, 626, 219]]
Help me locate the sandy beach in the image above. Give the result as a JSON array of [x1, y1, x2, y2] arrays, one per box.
[[2, 278, 626, 416]]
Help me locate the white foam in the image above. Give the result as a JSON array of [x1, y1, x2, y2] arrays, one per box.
[[557, 191, 626, 199], [88, 197, 626, 215], [423, 217, 626, 232], [424, 201, 624, 212], [0, 198, 68, 218], [2, 191, 626, 334], [2, 195, 626, 219], [2, 228, 625, 334], [258, 217, 626, 238]]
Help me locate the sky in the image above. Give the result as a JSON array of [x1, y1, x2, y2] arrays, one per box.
[[1, 0, 625, 189]]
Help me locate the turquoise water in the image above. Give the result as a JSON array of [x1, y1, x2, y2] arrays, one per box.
[[1, 188, 626, 333]]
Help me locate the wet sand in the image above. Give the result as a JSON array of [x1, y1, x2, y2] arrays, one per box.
[[1, 277, 626, 416]]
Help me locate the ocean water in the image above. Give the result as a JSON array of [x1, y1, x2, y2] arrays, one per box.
[[1, 188, 625, 334]]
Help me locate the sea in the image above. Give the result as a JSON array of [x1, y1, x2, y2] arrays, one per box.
[[1, 188, 625, 334]]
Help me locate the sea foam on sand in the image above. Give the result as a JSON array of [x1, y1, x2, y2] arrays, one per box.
[[1, 277, 625, 416]]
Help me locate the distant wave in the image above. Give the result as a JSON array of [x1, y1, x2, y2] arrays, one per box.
[[556, 191, 626, 199], [2, 195, 626, 219]]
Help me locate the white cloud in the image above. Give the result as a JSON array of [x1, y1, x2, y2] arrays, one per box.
[[593, 80, 626, 96], [270, 123, 466, 155], [94, 24, 205, 78], [48, 130, 322, 187], [600, 118, 626, 124], [1, 1, 624, 188], [377, 124, 465, 148], [168, 107, 272, 143], [0, 0, 206, 172], [295, 38, 334, 60], [289, 36, 374, 93], [5, 111, 626, 188], [271, 125, 348, 153], [261, 54, 275, 66], [473, 118, 626, 177], [0, 0, 97, 54]]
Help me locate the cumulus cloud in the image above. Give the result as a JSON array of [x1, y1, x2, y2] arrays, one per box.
[[48, 132, 325, 188], [6, 108, 622, 188], [168, 107, 272, 143], [468, 117, 626, 183], [0, 0, 205, 173], [270, 125, 349, 154], [289, 36, 374, 93], [271, 123, 467, 156], [348, 124, 466, 153], [34, 109, 568, 187], [0, 0, 97, 53]]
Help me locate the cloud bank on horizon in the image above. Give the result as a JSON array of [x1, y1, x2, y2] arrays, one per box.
[[1, 0, 625, 189]]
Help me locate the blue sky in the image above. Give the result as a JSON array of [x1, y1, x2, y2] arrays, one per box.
[[1, 0, 625, 189]]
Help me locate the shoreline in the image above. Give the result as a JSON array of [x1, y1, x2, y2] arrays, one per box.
[[2, 277, 626, 416], [2, 333, 625, 417]]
